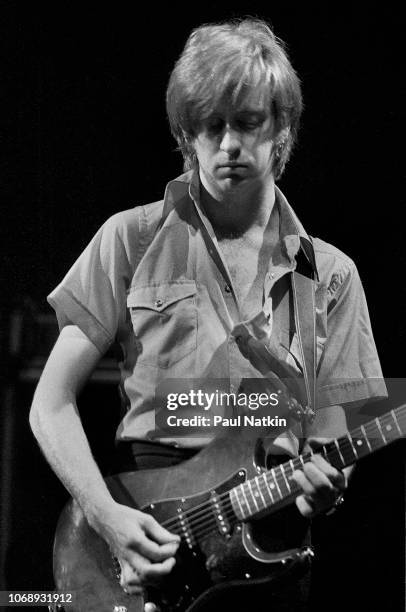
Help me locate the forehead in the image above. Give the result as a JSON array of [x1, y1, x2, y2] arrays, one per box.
[[209, 85, 271, 117]]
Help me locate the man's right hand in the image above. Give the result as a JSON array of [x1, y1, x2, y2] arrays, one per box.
[[91, 501, 180, 594]]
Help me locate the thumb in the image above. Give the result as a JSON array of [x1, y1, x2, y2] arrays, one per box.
[[306, 437, 333, 451]]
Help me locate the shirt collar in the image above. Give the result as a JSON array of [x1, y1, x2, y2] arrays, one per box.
[[275, 186, 319, 280], [165, 170, 319, 280]]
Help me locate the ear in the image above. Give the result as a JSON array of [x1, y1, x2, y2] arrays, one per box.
[[274, 126, 290, 145]]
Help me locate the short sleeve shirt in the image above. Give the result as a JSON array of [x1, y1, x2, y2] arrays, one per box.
[[48, 171, 386, 451]]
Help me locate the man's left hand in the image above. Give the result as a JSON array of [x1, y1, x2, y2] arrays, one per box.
[[292, 438, 347, 518]]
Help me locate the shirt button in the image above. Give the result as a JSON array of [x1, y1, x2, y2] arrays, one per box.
[[155, 298, 164, 308], [225, 284, 232, 293]]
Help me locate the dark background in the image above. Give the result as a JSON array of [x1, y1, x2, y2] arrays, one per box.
[[1, 2, 405, 610]]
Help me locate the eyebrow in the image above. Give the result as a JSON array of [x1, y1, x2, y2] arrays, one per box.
[[233, 110, 268, 123], [208, 108, 268, 119]]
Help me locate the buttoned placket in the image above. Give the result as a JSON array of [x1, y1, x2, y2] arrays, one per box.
[[189, 183, 302, 396], [189, 195, 242, 393]]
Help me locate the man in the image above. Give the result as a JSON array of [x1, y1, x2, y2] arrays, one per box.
[[30, 18, 385, 610]]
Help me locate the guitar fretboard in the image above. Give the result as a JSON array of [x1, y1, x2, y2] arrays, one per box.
[[230, 405, 406, 520]]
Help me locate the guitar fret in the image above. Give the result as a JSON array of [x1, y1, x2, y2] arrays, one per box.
[[335, 436, 358, 467], [346, 433, 358, 460], [364, 421, 385, 451], [288, 460, 301, 496], [254, 475, 267, 508], [267, 470, 282, 501], [392, 410, 403, 437], [380, 412, 402, 443], [360, 424, 372, 452], [263, 474, 275, 504], [227, 407, 405, 527], [375, 417, 387, 444], [324, 441, 343, 470], [350, 432, 368, 459], [247, 480, 260, 512], [240, 484, 253, 516], [334, 439, 345, 467], [280, 464, 292, 493], [231, 488, 246, 520], [273, 470, 283, 500]]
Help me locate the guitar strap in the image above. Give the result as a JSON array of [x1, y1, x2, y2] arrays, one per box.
[[291, 246, 317, 430]]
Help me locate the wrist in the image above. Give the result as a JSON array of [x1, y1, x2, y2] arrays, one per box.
[[85, 497, 118, 533]]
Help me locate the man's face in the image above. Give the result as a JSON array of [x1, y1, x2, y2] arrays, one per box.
[[192, 94, 278, 198]]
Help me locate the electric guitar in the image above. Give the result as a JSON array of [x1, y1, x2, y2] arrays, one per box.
[[52, 404, 405, 611]]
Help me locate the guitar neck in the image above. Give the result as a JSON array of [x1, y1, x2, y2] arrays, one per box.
[[230, 405, 406, 521]]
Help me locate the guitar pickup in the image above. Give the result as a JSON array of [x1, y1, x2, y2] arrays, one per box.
[[176, 505, 196, 549], [210, 491, 231, 537]]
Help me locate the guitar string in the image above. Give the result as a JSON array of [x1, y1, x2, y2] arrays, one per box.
[[159, 408, 406, 535], [168, 463, 314, 543], [175, 410, 406, 543], [159, 453, 306, 532], [166, 490, 302, 544], [160, 407, 406, 533], [159, 408, 406, 537], [163, 432, 406, 544], [187, 408, 406, 543], [161, 461, 302, 536], [193, 492, 302, 543], [182, 407, 406, 540], [161, 432, 405, 542]]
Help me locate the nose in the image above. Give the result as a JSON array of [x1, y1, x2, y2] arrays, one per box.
[[219, 126, 241, 157]]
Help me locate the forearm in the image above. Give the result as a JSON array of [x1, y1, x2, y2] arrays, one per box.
[[29, 326, 179, 593], [29, 326, 117, 530], [30, 392, 116, 528]]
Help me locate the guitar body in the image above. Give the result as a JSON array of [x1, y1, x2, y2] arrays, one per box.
[[53, 433, 312, 612]]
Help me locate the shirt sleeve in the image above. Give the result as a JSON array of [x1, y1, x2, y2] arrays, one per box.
[[47, 209, 141, 354], [316, 259, 387, 407]]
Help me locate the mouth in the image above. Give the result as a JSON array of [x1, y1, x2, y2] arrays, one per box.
[[217, 163, 248, 172]]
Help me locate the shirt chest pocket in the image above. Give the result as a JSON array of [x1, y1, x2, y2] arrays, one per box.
[[127, 281, 197, 368]]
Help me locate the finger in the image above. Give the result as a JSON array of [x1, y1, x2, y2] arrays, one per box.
[[294, 463, 342, 514], [292, 465, 337, 511], [295, 494, 315, 518], [310, 455, 346, 489], [302, 462, 336, 492], [145, 603, 160, 612], [130, 531, 179, 563], [123, 554, 177, 585], [292, 469, 316, 498], [140, 556, 177, 582], [123, 582, 144, 596], [142, 514, 181, 545], [120, 563, 143, 593], [120, 558, 142, 582]]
